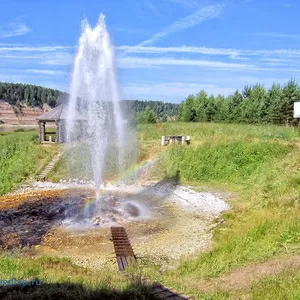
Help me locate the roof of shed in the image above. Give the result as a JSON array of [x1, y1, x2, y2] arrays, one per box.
[[37, 104, 87, 121]]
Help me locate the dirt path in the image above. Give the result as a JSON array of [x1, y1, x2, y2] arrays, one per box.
[[189, 255, 300, 294]]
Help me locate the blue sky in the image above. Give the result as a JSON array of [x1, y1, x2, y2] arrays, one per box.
[[0, 0, 299, 102]]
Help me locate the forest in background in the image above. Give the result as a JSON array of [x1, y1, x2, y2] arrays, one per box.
[[2, 80, 300, 125], [179, 79, 300, 126], [0, 82, 179, 120]]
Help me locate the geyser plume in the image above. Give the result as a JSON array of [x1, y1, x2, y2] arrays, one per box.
[[66, 14, 130, 195]]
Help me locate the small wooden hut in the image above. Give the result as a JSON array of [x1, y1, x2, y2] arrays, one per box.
[[36, 104, 65, 143]]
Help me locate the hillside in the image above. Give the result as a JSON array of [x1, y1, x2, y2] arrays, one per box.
[[0, 100, 46, 125], [0, 82, 180, 125]]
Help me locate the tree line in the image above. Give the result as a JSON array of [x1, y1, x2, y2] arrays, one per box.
[[122, 100, 179, 123], [0, 82, 179, 121], [0, 82, 67, 108], [179, 79, 300, 126]]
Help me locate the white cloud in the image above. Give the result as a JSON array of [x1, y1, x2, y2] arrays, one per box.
[[41, 52, 74, 66], [164, 0, 200, 9], [117, 45, 239, 55], [118, 56, 251, 70], [0, 52, 73, 66], [25, 69, 66, 76], [1, 54, 40, 59], [145, 0, 161, 16], [117, 45, 300, 60], [113, 27, 151, 35], [0, 23, 31, 38], [122, 82, 236, 100], [0, 45, 74, 52], [255, 32, 300, 40], [138, 3, 224, 46]]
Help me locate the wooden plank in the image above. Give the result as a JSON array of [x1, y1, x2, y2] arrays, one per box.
[[111, 227, 137, 271], [116, 256, 124, 270], [120, 256, 128, 269], [152, 288, 169, 294], [155, 291, 175, 298]]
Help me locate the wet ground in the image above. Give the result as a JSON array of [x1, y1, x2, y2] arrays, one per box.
[[0, 181, 229, 270]]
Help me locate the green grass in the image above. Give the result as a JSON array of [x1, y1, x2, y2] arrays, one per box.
[[2, 122, 300, 298], [132, 122, 300, 297], [48, 137, 146, 182], [137, 122, 298, 142], [251, 269, 300, 299], [0, 130, 58, 195], [0, 252, 154, 300], [164, 140, 290, 184]]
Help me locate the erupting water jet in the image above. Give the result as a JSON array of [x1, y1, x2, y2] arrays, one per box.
[[66, 14, 128, 202]]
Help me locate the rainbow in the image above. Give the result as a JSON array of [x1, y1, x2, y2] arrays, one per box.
[[81, 151, 162, 215]]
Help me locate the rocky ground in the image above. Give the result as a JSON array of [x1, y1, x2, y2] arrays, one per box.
[[0, 179, 230, 271]]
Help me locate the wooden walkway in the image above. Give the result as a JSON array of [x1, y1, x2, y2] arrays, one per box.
[[110, 226, 195, 299], [37, 151, 63, 181], [110, 226, 137, 271]]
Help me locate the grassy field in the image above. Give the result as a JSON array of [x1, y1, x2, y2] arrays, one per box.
[[135, 122, 300, 298], [1, 122, 300, 298], [0, 130, 58, 195]]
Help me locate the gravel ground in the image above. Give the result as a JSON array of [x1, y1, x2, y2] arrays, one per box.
[[16, 180, 231, 270], [5, 157, 231, 271]]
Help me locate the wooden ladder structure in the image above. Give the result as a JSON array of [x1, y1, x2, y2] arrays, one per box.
[[110, 226, 195, 299], [110, 226, 137, 271]]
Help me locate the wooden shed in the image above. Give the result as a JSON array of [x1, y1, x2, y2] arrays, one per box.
[[36, 104, 65, 143]]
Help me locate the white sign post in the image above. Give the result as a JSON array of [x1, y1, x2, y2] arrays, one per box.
[[294, 102, 300, 136], [294, 102, 300, 118]]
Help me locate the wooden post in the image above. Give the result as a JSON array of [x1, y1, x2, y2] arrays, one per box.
[[38, 121, 45, 143], [56, 121, 61, 143], [49, 136, 52, 142]]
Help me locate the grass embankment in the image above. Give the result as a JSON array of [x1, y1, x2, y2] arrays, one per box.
[[0, 130, 58, 195], [135, 122, 300, 298], [0, 253, 153, 299]]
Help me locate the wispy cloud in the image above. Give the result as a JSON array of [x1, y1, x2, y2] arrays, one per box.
[[25, 69, 66, 76], [118, 56, 251, 70], [138, 3, 224, 46], [145, 1, 161, 16], [0, 23, 31, 38], [254, 32, 300, 40], [164, 0, 200, 10], [118, 45, 239, 55], [117, 45, 300, 57], [113, 27, 151, 35], [122, 82, 236, 100], [0, 45, 74, 52], [41, 52, 74, 66]]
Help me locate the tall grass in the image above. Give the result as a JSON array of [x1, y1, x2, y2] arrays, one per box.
[[165, 141, 290, 185], [138, 122, 298, 142], [136, 122, 300, 297], [0, 131, 57, 195]]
